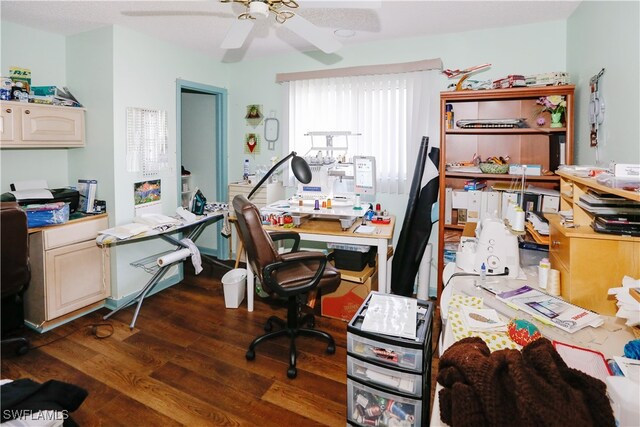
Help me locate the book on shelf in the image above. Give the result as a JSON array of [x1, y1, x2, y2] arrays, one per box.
[[77, 179, 97, 213], [496, 285, 603, 334]]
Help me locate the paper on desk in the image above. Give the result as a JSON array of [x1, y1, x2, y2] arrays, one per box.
[[355, 225, 376, 234], [361, 293, 417, 339], [98, 223, 151, 240]]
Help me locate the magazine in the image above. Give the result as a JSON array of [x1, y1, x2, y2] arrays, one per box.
[[497, 285, 603, 333]]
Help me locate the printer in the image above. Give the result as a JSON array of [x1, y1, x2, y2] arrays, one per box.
[[1, 187, 80, 213]]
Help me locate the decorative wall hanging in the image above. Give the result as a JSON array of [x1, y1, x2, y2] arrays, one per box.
[[245, 133, 260, 154], [264, 117, 279, 150], [245, 104, 264, 126], [126, 107, 169, 177]]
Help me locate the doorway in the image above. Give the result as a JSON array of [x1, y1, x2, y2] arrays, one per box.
[[177, 80, 228, 259]]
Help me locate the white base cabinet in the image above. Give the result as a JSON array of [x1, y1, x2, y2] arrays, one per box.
[[25, 215, 110, 331]]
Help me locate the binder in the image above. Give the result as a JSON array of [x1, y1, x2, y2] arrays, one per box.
[[549, 134, 566, 173], [481, 191, 501, 219], [444, 188, 453, 225], [466, 190, 482, 223], [77, 179, 97, 213]]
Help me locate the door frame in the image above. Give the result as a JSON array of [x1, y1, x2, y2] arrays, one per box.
[[176, 79, 228, 260]]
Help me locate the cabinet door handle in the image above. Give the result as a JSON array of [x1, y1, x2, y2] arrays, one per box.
[[24, 110, 31, 115], [5, 108, 11, 113], [552, 240, 561, 248]]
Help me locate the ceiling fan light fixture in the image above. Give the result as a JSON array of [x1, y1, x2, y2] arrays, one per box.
[[334, 28, 356, 38], [248, 1, 270, 19]]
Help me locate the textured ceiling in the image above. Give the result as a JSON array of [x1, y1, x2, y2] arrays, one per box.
[[1, 1, 581, 62]]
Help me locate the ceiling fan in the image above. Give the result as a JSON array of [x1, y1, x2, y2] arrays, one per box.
[[219, 0, 342, 54]]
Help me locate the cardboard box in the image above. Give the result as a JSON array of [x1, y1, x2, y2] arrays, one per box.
[[321, 271, 378, 322]]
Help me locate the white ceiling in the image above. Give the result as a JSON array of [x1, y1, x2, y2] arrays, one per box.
[[1, 0, 581, 63]]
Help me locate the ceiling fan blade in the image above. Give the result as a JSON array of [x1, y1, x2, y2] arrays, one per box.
[[285, 14, 342, 54], [221, 19, 255, 49], [298, 0, 381, 9]]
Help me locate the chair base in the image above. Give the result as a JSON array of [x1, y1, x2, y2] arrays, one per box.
[[246, 296, 335, 379], [1, 336, 30, 356]]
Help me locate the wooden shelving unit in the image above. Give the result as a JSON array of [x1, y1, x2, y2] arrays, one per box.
[[436, 85, 575, 300]]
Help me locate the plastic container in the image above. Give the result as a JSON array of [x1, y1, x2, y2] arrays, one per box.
[[221, 268, 247, 308]]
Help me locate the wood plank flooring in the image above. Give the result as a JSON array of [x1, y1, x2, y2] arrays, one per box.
[[1, 261, 440, 426]]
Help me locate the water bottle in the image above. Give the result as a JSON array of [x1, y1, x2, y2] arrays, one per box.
[[243, 159, 250, 180]]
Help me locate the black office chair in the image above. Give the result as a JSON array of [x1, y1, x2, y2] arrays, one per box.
[[233, 195, 341, 378], [1, 202, 31, 356]]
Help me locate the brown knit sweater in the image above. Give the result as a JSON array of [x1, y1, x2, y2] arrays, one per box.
[[437, 337, 615, 427]]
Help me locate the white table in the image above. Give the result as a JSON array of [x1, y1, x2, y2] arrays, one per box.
[[430, 272, 636, 426], [244, 216, 395, 312]]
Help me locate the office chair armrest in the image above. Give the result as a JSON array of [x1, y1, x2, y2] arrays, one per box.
[[263, 252, 328, 295], [269, 231, 301, 252]]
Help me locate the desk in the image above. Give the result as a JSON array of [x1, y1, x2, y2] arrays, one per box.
[[243, 216, 395, 312], [430, 273, 636, 426], [98, 211, 228, 328]]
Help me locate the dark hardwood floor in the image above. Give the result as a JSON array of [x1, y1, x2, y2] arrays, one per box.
[[2, 261, 440, 426]]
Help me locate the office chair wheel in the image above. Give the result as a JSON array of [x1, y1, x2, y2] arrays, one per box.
[[287, 367, 297, 379], [326, 343, 336, 354], [246, 350, 255, 361], [15, 344, 29, 356]]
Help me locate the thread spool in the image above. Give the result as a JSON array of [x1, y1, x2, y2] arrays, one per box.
[[547, 269, 561, 296], [538, 258, 550, 289], [512, 210, 525, 232]]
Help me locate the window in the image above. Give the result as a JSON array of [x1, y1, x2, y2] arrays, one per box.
[[284, 70, 440, 194]]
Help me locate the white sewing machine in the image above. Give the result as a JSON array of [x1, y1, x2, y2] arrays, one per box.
[[455, 216, 521, 278], [294, 162, 355, 206]]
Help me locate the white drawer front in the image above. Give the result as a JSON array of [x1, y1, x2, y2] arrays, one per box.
[[44, 216, 108, 250]]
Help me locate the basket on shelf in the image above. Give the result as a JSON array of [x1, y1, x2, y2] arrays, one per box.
[[479, 162, 509, 174]]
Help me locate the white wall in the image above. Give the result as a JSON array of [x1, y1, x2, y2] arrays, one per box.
[[0, 22, 69, 190], [567, 1, 640, 166]]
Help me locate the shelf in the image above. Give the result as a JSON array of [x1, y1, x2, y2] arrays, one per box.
[[444, 224, 466, 230], [445, 172, 560, 181], [446, 127, 566, 135], [441, 85, 576, 101], [557, 170, 640, 202]]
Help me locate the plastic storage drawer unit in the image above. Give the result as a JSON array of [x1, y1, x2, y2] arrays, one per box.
[[347, 293, 434, 373], [347, 378, 423, 427], [347, 355, 423, 397]]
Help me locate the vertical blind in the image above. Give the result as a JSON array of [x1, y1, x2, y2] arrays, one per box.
[[284, 70, 440, 194]]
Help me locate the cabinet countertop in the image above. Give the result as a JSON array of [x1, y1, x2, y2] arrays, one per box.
[[28, 212, 107, 233]]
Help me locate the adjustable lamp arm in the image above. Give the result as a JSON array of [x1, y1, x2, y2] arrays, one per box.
[[247, 151, 311, 200]]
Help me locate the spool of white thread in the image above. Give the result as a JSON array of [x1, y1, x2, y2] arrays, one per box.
[[547, 269, 561, 296], [512, 210, 525, 232], [538, 258, 550, 289]]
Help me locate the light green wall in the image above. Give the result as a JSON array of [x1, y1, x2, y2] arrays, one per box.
[[225, 20, 568, 230], [181, 91, 218, 252], [107, 26, 231, 299], [567, 1, 640, 166], [2, 4, 638, 302], [0, 21, 69, 190]]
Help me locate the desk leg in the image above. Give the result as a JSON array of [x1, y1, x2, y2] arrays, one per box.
[[246, 260, 254, 312], [377, 238, 388, 294]]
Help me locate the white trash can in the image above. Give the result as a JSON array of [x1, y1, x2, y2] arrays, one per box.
[[221, 268, 247, 308]]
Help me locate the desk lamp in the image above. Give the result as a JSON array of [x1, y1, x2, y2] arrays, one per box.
[[247, 151, 311, 200]]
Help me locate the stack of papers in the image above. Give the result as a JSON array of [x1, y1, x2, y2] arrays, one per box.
[[608, 276, 640, 327], [460, 306, 507, 332], [527, 211, 549, 235], [497, 285, 603, 333], [361, 293, 417, 339]]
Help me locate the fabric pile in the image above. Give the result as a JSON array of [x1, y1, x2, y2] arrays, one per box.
[[437, 337, 615, 427]]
